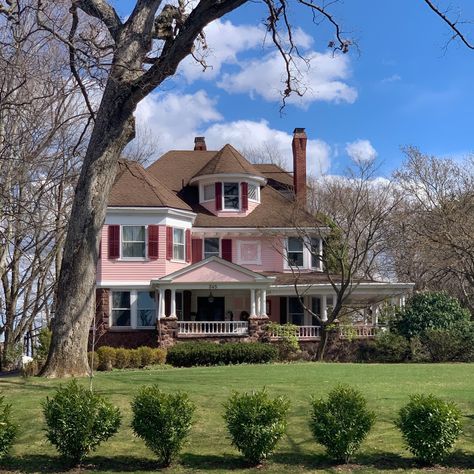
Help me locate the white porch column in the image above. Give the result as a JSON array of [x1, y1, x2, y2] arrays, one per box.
[[399, 295, 406, 308], [321, 295, 328, 322], [260, 289, 267, 316], [158, 288, 165, 319], [256, 289, 261, 316], [170, 289, 177, 317], [371, 305, 379, 325], [250, 289, 256, 317]]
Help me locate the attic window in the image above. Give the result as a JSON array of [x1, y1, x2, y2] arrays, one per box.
[[248, 183, 259, 201], [203, 184, 215, 201], [223, 182, 239, 210]]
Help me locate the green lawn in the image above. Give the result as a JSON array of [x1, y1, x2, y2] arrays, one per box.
[[1, 363, 474, 473]]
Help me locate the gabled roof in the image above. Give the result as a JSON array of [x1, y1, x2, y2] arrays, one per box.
[[152, 256, 275, 284], [108, 161, 192, 210], [254, 164, 294, 188], [191, 144, 265, 180]]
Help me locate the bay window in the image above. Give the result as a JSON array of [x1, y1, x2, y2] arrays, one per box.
[[122, 226, 146, 258], [173, 228, 185, 260]]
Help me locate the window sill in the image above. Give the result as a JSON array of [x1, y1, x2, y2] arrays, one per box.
[[170, 259, 187, 264], [117, 258, 149, 262], [109, 327, 155, 332], [237, 260, 262, 266]]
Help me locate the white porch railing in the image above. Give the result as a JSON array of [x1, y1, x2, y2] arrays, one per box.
[[269, 325, 321, 340], [339, 325, 382, 338], [177, 321, 249, 336]]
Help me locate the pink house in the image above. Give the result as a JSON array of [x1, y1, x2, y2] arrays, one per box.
[[95, 129, 412, 348]]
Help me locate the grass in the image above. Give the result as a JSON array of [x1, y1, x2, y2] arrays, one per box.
[[1, 362, 474, 473]]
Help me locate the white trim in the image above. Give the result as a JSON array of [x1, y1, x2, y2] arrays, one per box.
[[236, 240, 262, 265], [191, 227, 331, 236], [107, 207, 196, 220], [110, 289, 157, 329], [203, 237, 221, 259], [121, 224, 147, 259], [97, 281, 152, 288], [172, 227, 186, 262], [190, 173, 267, 185]]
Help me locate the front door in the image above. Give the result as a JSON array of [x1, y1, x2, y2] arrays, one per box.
[[197, 297, 225, 321]]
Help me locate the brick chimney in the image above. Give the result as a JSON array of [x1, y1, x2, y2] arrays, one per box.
[[292, 128, 307, 206], [194, 136, 207, 151]]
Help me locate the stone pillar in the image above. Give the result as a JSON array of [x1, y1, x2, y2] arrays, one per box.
[[158, 316, 178, 348], [95, 289, 110, 330], [250, 289, 256, 317], [248, 315, 270, 342]]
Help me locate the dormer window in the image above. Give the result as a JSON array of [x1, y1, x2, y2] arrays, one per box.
[[223, 182, 239, 210], [248, 183, 259, 201], [203, 183, 215, 201]]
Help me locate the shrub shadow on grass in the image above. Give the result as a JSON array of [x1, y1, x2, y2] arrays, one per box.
[[180, 452, 250, 470], [1, 454, 162, 473]]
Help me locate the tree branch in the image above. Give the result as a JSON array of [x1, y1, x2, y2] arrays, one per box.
[[74, 0, 123, 41]]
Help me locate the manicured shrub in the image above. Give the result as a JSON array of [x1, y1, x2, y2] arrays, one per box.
[[267, 323, 300, 360], [365, 332, 410, 362], [0, 395, 17, 460], [152, 348, 167, 365], [128, 349, 142, 368], [223, 389, 290, 465], [390, 292, 470, 339], [43, 379, 121, 464], [131, 386, 195, 467], [96, 346, 116, 371], [310, 385, 376, 463], [137, 346, 155, 367], [114, 348, 130, 369], [166, 342, 278, 367], [396, 394, 462, 464]]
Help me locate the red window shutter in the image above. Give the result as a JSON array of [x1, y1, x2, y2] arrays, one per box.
[[166, 226, 173, 260], [108, 225, 120, 259], [98, 239, 102, 258], [215, 182, 222, 211], [185, 229, 191, 263], [241, 182, 248, 211], [222, 239, 232, 262], [192, 238, 203, 263], [148, 225, 159, 259]]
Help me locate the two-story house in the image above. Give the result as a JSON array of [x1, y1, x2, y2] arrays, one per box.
[[95, 128, 413, 347]]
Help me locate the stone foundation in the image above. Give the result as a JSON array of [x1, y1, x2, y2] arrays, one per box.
[[248, 316, 270, 342], [158, 316, 178, 348]]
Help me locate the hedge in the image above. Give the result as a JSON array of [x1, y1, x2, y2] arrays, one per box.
[[94, 347, 166, 371], [166, 342, 278, 367]]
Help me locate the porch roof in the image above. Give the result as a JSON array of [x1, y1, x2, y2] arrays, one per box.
[[151, 257, 276, 286]]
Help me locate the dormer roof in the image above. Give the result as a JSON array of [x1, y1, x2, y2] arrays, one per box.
[[108, 161, 192, 210], [191, 144, 265, 181]]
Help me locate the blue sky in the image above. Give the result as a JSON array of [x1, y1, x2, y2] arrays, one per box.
[[115, 1, 474, 177]]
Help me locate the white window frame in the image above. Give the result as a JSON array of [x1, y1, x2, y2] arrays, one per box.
[[136, 290, 157, 328], [284, 236, 323, 270], [236, 240, 262, 265], [172, 227, 186, 262], [310, 237, 323, 271], [121, 225, 147, 260], [222, 181, 240, 211], [248, 183, 260, 202], [111, 290, 132, 328], [110, 290, 157, 329], [203, 237, 220, 259], [284, 237, 304, 269]]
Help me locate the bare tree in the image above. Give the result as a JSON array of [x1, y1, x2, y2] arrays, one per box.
[[289, 161, 402, 359], [393, 147, 474, 313]]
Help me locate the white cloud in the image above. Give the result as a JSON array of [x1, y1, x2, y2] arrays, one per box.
[[381, 74, 401, 84], [218, 50, 357, 107], [345, 139, 378, 163], [133, 91, 331, 174]]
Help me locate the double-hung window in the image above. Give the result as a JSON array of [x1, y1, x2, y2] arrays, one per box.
[[173, 228, 185, 260], [287, 237, 304, 267], [204, 238, 220, 259], [111, 291, 131, 327], [311, 237, 322, 269], [137, 291, 156, 327], [122, 226, 146, 258], [203, 183, 215, 201], [223, 182, 239, 210]]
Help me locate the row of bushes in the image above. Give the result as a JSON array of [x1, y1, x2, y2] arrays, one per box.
[[166, 342, 278, 367], [91, 346, 166, 371], [0, 382, 464, 467]]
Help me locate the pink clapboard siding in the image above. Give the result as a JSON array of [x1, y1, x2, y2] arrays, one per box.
[[97, 225, 187, 283], [232, 237, 284, 273], [201, 200, 259, 217]]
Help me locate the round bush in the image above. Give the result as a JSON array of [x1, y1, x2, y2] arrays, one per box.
[[310, 385, 376, 463], [0, 395, 16, 460], [96, 346, 116, 371], [43, 379, 121, 464], [396, 393, 462, 464], [365, 332, 410, 362], [114, 348, 131, 369], [131, 386, 195, 467], [390, 292, 470, 339], [152, 348, 167, 365], [223, 389, 290, 465], [137, 346, 155, 367]]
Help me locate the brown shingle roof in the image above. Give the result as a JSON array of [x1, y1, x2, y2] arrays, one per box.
[[192, 144, 265, 179], [254, 164, 294, 188], [108, 161, 191, 210], [261, 272, 377, 285], [147, 150, 216, 191]]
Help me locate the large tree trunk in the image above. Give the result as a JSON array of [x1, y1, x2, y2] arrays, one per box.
[[40, 82, 135, 377], [316, 324, 329, 361]]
